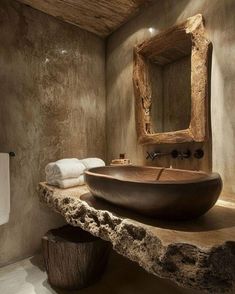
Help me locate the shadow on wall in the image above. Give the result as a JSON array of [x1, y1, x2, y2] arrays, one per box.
[[0, 0, 105, 266], [175, 0, 235, 194], [108, 0, 192, 51], [106, 0, 235, 197], [106, 0, 207, 167], [204, 0, 235, 194], [26, 252, 200, 294]]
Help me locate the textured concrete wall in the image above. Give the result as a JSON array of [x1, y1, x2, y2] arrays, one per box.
[[106, 0, 235, 195], [0, 0, 234, 269], [0, 0, 105, 265]]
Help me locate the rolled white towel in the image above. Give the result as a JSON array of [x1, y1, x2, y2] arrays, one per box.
[[45, 158, 86, 181], [48, 175, 85, 188], [81, 158, 105, 170]]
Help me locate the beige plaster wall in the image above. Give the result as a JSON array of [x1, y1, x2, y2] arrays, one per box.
[[0, 0, 105, 266], [106, 0, 235, 196], [0, 0, 234, 276]]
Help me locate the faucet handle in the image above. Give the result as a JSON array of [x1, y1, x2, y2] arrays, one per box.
[[194, 149, 204, 159], [171, 150, 191, 159], [146, 151, 160, 160], [171, 150, 179, 158], [151, 151, 160, 161], [146, 151, 152, 160]]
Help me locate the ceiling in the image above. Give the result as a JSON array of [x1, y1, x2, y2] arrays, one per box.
[[17, 0, 151, 38]]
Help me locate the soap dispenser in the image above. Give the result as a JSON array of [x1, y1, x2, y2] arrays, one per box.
[[111, 153, 131, 165]]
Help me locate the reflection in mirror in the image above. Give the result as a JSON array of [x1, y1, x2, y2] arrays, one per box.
[[133, 14, 211, 144], [150, 56, 191, 133]]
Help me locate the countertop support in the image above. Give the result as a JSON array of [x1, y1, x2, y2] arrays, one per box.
[[38, 183, 235, 293]]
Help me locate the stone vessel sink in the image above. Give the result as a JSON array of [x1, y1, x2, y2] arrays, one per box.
[[85, 166, 222, 220]]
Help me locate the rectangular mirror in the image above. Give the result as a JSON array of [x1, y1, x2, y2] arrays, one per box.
[[150, 55, 192, 133], [150, 55, 191, 133], [133, 14, 211, 145]]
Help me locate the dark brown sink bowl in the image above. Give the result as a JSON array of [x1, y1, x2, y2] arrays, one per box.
[[85, 166, 222, 220]]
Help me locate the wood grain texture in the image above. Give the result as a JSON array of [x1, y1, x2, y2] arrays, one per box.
[[85, 166, 222, 220], [106, 0, 235, 180], [17, 0, 151, 37], [133, 14, 211, 145], [42, 225, 111, 290]]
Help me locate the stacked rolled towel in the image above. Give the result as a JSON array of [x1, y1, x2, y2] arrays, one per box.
[[45, 157, 105, 188], [81, 158, 106, 170], [45, 158, 85, 188]]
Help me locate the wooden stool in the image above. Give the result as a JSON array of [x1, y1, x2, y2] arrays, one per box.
[[42, 225, 111, 290]]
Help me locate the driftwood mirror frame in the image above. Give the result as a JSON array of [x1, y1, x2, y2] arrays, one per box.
[[133, 14, 211, 145]]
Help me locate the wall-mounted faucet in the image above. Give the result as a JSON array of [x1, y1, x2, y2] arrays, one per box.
[[146, 151, 171, 161], [146, 149, 204, 161], [171, 150, 191, 160]]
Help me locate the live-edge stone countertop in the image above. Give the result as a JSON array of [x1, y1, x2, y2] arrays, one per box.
[[38, 183, 235, 293]]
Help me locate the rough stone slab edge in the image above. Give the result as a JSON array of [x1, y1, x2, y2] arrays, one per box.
[[38, 184, 235, 293]]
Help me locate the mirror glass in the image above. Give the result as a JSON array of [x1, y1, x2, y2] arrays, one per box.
[[133, 14, 211, 144], [150, 55, 191, 133]]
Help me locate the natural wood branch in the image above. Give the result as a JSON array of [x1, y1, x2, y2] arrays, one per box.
[[133, 14, 211, 145]]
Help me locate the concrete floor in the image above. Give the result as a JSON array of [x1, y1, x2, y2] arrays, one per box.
[[0, 252, 199, 294]]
